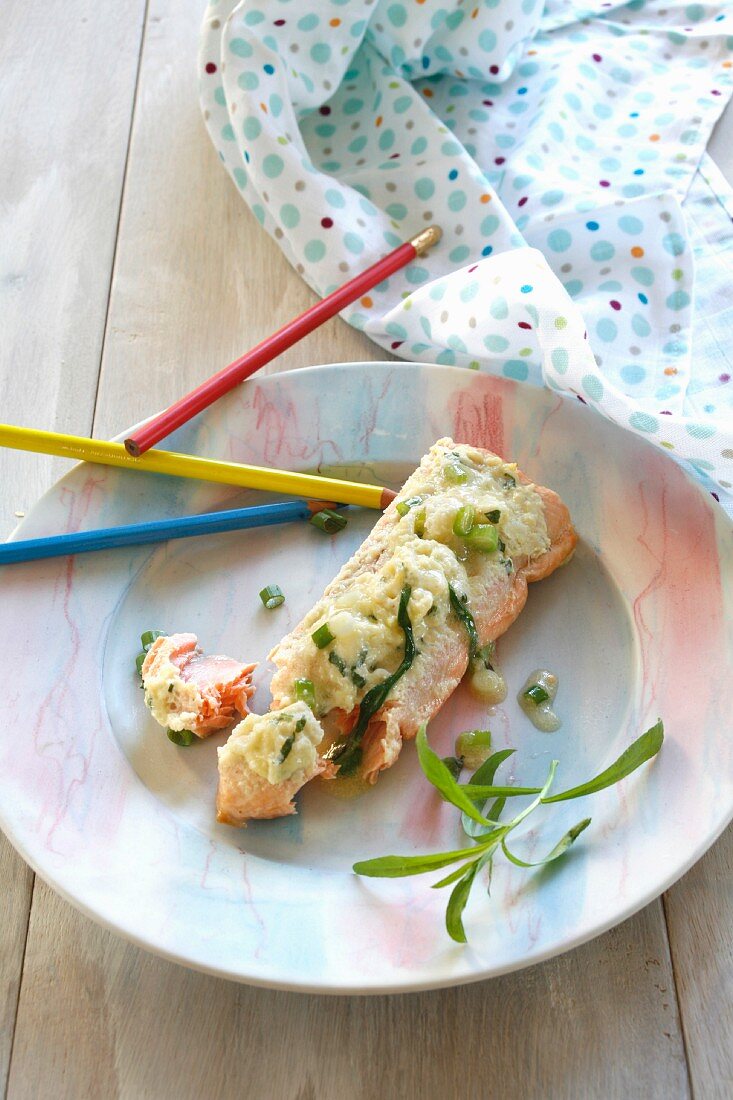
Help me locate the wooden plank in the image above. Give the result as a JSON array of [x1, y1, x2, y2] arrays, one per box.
[[659, 101, 733, 1100], [664, 832, 733, 1098], [0, 1, 146, 1093], [0, 0, 147, 535], [6, 1, 692, 1096], [9, 882, 688, 1100], [91, 0, 378, 441], [0, 842, 32, 1097]]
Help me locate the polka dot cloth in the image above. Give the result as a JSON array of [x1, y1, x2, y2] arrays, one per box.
[[200, 0, 733, 505]]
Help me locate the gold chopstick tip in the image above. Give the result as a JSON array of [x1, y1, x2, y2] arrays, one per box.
[[410, 225, 442, 256]]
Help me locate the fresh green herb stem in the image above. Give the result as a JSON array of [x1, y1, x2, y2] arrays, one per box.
[[353, 720, 665, 943]]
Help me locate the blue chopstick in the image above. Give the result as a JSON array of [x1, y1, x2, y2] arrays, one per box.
[[1, 500, 346, 565]]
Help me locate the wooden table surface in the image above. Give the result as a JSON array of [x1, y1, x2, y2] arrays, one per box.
[[1, 3, 731, 1097]]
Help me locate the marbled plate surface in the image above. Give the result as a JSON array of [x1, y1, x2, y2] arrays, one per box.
[[1, 363, 731, 993]]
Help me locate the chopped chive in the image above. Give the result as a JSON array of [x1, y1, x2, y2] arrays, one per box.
[[312, 622, 335, 649], [524, 683, 550, 705], [259, 584, 285, 609], [279, 734, 295, 762], [396, 495, 423, 518], [135, 651, 147, 677], [444, 456, 469, 484], [464, 524, 499, 553], [485, 509, 501, 524], [329, 650, 348, 675], [452, 504, 476, 537], [167, 728, 195, 747], [351, 669, 366, 689], [310, 508, 348, 534], [294, 678, 315, 708], [502, 473, 517, 490], [414, 507, 426, 537], [140, 629, 166, 650]]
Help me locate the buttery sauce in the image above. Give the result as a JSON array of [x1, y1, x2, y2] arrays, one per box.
[[468, 655, 507, 705], [518, 668, 561, 732]]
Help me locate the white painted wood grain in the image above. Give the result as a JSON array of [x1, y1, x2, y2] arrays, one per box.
[[0, 1, 146, 1092]]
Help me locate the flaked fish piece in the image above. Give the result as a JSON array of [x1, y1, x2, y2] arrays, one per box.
[[216, 702, 335, 824], [141, 632, 256, 738]]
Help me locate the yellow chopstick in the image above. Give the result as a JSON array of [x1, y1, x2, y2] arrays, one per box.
[[0, 424, 395, 510]]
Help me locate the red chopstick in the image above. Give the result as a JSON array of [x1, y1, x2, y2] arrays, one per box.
[[124, 225, 442, 456]]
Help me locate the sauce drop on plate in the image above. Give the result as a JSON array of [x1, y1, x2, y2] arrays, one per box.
[[518, 669, 561, 732]]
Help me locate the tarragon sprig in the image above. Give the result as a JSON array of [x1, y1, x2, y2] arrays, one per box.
[[353, 720, 664, 943]]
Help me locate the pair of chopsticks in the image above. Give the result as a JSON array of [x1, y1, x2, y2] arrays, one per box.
[[2, 226, 442, 565]]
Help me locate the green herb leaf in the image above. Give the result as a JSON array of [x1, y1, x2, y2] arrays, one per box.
[[326, 586, 416, 775], [431, 859, 479, 889], [501, 818, 592, 868], [461, 748, 515, 838], [278, 734, 295, 763], [328, 650, 348, 676], [415, 725, 491, 826], [485, 509, 501, 524], [442, 755, 464, 781], [141, 629, 166, 650], [461, 783, 544, 799], [542, 721, 664, 804], [446, 863, 479, 943], [448, 584, 480, 659], [353, 843, 492, 879]]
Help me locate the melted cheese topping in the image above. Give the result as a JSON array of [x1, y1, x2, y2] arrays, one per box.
[[142, 651, 203, 733], [219, 701, 323, 785], [277, 441, 550, 716]]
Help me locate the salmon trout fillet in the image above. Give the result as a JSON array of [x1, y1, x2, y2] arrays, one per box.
[[141, 633, 256, 738], [216, 438, 576, 825]]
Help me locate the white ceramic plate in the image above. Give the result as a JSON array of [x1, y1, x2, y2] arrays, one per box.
[[1, 362, 731, 993]]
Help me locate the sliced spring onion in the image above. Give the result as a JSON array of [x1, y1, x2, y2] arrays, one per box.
[[414, 507, 426, 537], [312, 622, 335, 649], [310, 508, 348, 534], [524, 683, 550, 705], [396, 495, 423, 518], [452, 504, 476, 537], [351, 669, 366, 689], [140, 629, 166, 650], [502, 473, 517, 490], [455, 729, 492, 758], [135, 651, 147, 677], [294, 678, 315, 708], [485, 509, 501, 524], [444, 456, 469, 484], [464, 524, 499, 553], [259, 584, 285, 609], [167, 728, 195, 747]]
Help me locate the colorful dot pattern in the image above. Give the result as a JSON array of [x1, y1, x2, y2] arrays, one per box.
[[199, 0, 733, 503]]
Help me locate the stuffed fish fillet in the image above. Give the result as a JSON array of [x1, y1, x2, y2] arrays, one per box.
[[216, 438, 577, 825]]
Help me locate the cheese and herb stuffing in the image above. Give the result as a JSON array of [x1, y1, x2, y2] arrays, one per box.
[[218, 701, 323, 785]]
